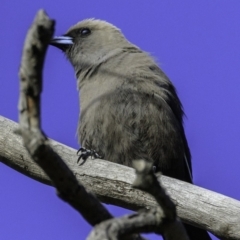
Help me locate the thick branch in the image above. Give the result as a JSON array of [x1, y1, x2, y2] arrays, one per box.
[[1, 116, 240, 239]]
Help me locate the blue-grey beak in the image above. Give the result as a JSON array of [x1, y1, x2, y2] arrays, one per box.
[[50, 36, 73, 51]]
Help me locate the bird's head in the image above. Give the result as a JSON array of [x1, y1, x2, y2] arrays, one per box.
[[50, 19, 130, 70]]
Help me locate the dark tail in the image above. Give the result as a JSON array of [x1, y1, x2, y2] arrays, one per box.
[[184, 224, 212, 240]]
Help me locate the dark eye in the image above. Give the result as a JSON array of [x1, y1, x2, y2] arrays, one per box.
[[79, 28, 91, 36]]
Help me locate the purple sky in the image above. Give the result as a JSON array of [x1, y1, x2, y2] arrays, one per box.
[[1, 1, 240, 239]]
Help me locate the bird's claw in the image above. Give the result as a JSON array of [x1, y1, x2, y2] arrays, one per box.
[[77, 147, 102, 164]]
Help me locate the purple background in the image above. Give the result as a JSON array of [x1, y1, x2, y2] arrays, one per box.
[[1, 1, 240, 239]]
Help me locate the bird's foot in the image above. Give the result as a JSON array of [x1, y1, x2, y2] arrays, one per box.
[[77, 147, 102, 164]]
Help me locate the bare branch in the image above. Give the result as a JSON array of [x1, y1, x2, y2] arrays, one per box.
[[87, 208, 162, 240], [18, 9, 54, 132], [1, 116, 240, 239], [88, 160, 189, 240], [132, 160, 188, 239], [16, 9, 113, 227], [133, 160, 176, 220]]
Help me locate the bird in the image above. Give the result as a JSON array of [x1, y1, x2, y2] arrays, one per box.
[[50, 19, 211, 240]]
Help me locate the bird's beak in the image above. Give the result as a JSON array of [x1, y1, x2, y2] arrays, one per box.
[[50, 36, 73, 51]]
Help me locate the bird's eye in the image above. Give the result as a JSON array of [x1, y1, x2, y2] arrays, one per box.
[[79, 28, 91, 36]]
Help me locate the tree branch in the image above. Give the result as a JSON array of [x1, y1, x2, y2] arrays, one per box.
[[16, 9, 113, 227], [88, 159, 189, 240], [1, 116, 240, 239], [132, 160, 188, 239]]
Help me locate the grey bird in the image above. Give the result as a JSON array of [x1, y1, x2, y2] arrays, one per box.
[[50, 19, 211, 240]]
